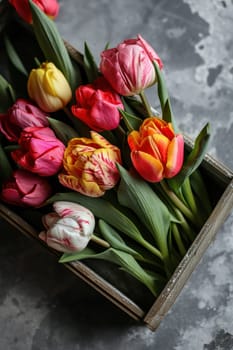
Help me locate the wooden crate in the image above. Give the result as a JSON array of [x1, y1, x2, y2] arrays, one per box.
[[1, 145, 232, 331], [1, 25, 233, 330]]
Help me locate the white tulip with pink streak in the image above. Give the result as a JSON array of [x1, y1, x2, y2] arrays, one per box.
[[39, 201, 95, 253]]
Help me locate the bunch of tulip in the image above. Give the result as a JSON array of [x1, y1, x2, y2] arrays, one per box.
[[0, 0, 212, 297]]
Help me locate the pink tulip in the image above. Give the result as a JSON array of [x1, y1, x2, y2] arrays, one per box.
[[59, 131, 122, 197], [1, 169, 52, 207], [128, 117, 184, 182], [39, 201, 95, 253], [0, 98, 49, 142], [100, 34, 163, 96], [11, 126, 65, 176], [71, 76, 123, 132], [9, 0, 59, 23]]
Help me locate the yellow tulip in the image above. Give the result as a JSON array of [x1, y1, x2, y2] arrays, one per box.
[[27, 62, 72, 112]]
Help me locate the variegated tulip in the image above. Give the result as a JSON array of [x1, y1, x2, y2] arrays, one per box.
[[59, 131, 122, 197], [39, 201, 95, 253], [128, 117, 184, 182], [100, 34, 163, 96], [27, 62, 72, 112]]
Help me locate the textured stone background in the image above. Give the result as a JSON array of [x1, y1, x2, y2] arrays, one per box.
[[0, 0, 233, 349]]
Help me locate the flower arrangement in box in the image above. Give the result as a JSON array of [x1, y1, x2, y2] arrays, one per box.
[[0, 0, 215, 303]]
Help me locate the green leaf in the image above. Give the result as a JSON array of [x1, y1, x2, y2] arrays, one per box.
[[83, 42, 99, 83], [48, 117, 79, 145], [116, 164, 171, 258], [59, 246, 161, 296], [0, 143, 13, 183], [119, 108, 142, 132], [190, 169, 212, 216], [98, 219, 161, 266], [29, 0, 81, 90], [123, 96, 148, 117], [153, 61, 176, 131], [0, 74, 15, 112], [98, 219, 145, 259], [0, 1, 10, 34], [168, 123, 211, 191], [153, 61, 167, 111], [4, 35, 28, 76]]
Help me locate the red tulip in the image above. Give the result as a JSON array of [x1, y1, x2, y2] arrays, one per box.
[[128, 117, 184, 182], [100, 34, 163, 96], [71, 77, 123, 132], [0, 98, 49, 142], [9, 0, 59, 23], [11, 127, 65, 176], [1, 169, 52, 207]]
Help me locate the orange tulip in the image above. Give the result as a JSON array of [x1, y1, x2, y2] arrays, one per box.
[[128, 117, 184, 182], [59, 131, 122, 197]]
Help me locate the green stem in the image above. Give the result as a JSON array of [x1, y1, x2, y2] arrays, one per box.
[[140, 238, 163, 261], [91, 234, 110, 248], [171, 223, 186, 257], [152, 182, 197, 242], [173, 207, 196, 242], [139, 90, 153, 117], [135, 254, 162, 267], [160, 181, 198, 227], [182, 177, 199, 216], [190, 169, 213, 217], [34, 57, 41, 67]]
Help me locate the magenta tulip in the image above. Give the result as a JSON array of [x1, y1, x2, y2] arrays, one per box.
[[11, 126, 65, 176], [1, 169, 52, 207], [0, 98, 49, 142], [100, 34, 163, 96]]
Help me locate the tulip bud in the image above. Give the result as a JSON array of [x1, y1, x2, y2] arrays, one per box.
[[100, 34, 163, 96], [128, 117, 184, 182], [0, 169, 52, 207], [39, 201, 95, 253], [27, 62, 72, 112], [0, 98, 49, 142], [11, 126, 65, 177], [71, 76, 123, 132], [59, 131, 122, 197]]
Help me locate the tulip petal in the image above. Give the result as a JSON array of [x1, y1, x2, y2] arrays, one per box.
[[139, 134, 169, 162], [128, 131, 141, 150], [151, 134, 170, 164], [58, 173, 105, 197], [165, 134, 184, 178], [42, 213, 60, 229], [131, 150, 164, 182]]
